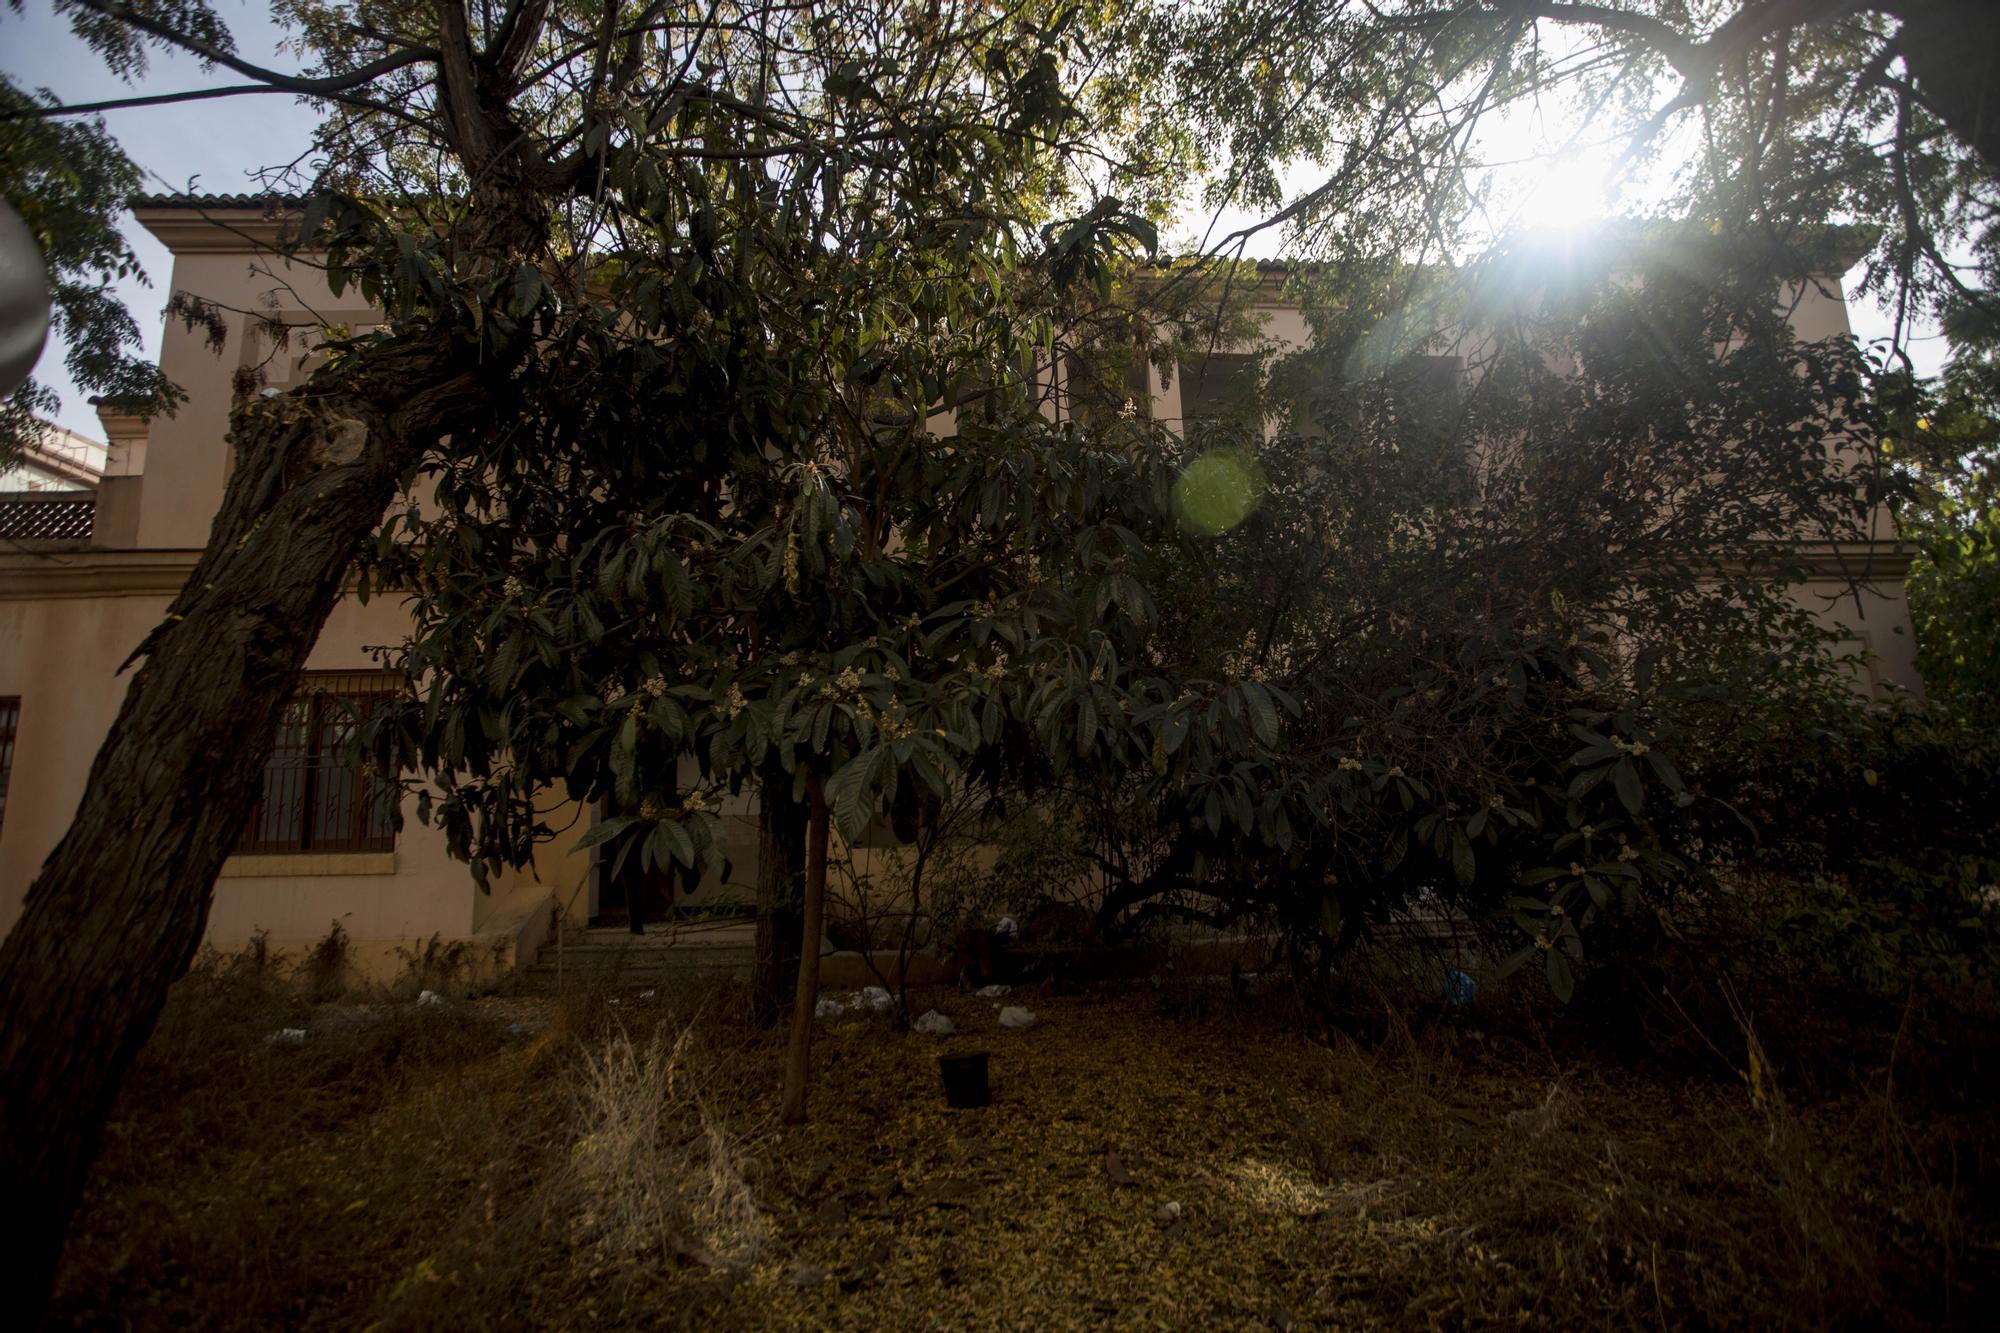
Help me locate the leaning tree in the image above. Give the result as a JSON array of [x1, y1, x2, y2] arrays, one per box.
[[0, 0, 1136, 1304], [8, 0, 2000, 1306]]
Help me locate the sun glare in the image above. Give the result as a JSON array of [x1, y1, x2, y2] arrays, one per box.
[[1507, 149, 1615, 233]]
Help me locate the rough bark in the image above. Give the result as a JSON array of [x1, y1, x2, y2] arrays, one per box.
[[0, 12, 563, 1307], [779, 774, 830, 1125], [0, 340, 485, 1302], [1892, 0, 2000, 178]]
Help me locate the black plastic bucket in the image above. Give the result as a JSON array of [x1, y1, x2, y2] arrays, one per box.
[[938, 1051, 991, 1109]]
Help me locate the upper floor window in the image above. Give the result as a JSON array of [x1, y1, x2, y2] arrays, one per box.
[[1063, 349, 1151, 432], [0, 697, 18, 836], [237, 673, 397, 855], [1179, 352, 1262, 438], [1387, 354, 1464, 452]]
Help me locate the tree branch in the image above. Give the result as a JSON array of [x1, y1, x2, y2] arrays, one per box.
[[67, 0, 438, 96]]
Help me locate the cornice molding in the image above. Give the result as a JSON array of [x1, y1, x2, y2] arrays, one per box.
[[0, 549, 200, 600], [1740, 541, 1917, 581], [0, 550, 401, 603], [132, 206, 304, 255]]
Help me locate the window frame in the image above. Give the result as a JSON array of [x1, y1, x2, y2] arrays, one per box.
[[235, 672, 398, 856], [0, 696, 18, 837]]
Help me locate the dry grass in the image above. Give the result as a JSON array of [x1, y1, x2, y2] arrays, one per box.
[[45, 947, 2000, 1330]]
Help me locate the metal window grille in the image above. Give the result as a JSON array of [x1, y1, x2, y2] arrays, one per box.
[[0, 495, 95, 541], [236, 673, 398, 854], [0, 697, 17, 835]]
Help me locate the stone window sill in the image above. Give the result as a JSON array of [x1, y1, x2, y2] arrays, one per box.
[[219, 852, 397, 878]]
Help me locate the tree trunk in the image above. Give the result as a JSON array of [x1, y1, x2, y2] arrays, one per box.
[[0, 11, 564, 1313], [1893, 0, 2000, 178], [0, 335, 494, 1304], [779, 773, 829, 1125], [753, 767, 809, 1024]]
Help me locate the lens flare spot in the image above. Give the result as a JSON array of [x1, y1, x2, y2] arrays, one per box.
[[1174, 449, 1265, 535]]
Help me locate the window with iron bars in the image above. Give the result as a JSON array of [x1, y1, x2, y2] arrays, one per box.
[[236, 673, 398, 854], [0, 697, 18, 836]]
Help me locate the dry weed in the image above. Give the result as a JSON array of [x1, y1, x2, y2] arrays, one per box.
[[566, 1021, 770, 1272]]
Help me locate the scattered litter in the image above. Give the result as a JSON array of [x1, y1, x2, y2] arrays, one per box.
[[912, 1010, 956, 1036], [994, 916, 1019, 938], [998, 1006, 1037, 1030], [1158, 1200, 1183, 1220], [1444, 968, 1479, 1006], [266, 1028, 307, 1046], [819, 987, 895, 1019], [638, 988, 656, 1000], [416, 990, 444, 1007], [974, 984, 1012, 998]]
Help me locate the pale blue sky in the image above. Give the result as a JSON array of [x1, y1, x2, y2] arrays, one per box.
[[2, 2, 1950, 443], [3, 1, 320, 438]]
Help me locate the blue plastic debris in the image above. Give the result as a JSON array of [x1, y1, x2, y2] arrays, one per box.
[[1445, 968, 1479, 1006]]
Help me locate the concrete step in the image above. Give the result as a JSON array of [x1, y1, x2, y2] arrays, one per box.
[[520, 916, 784, 992]]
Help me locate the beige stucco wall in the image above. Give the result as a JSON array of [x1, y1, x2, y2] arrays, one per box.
[[0, 215, 1928, 979], [0, 568, 565, 975], [0, 574, 165, 929], [131, 222, 371, 550]]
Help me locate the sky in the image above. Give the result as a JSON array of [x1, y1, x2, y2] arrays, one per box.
[[3, 2, 320, 439], [2, 3, 1952, 443]]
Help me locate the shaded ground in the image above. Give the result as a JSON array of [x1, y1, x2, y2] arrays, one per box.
[[47, 957, 2000, 1330]]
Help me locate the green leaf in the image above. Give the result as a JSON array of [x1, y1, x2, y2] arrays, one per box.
[[1241, 681, 1279, 747], [611, 713, 639, 806], [1450, 827, 1475, 888], [1546, 949, 1575, 1002], [1613, 758, 1643, 814], [574, 815, 636, 852], [1645, 749, 1684, 791], [662, 819, 695, 868], [826, 751, 876, 841]]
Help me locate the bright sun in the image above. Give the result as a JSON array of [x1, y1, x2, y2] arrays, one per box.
[[1504, 145, 1624, 231]]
